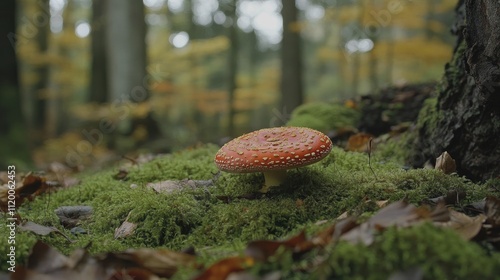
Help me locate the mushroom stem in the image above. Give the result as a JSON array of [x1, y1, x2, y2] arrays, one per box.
[[260, 170, 288, 193]]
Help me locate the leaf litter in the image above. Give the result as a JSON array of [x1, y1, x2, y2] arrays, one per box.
[[13, 196, 500, 279]]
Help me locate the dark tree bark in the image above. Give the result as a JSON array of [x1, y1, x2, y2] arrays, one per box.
[[34, 0, 50, 133], [0, 0, 29, 166], [410, 0, 500, 181], [90, 0, 108, 103], [0, 0, 18, 92], [280, 0, 303, 117]]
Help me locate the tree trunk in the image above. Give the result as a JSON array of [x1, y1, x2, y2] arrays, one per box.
[[410, 0, 500, 181], [105, 0, 147, 102], [226, 0, 238, 137], [35, 0, 50, 135], [0, 0, 29, 166], [280, 0, 303, 117], [90, 0, 108, 103]]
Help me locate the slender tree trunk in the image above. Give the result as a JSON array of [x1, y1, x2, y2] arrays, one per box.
[[410, 0, 500, 181], [280, 0, 303, 116], [227, 0, 238, 137], [105, 0, 161, 148], [90, 0, 108, 103], [35, 0, 50, 135], [105, 0, 147, 102]]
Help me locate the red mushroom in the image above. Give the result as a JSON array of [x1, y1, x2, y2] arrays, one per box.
[[214, 126, 333, 192]]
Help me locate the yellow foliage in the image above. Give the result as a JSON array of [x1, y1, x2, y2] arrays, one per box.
[[288, 21, 305, 33], [317, 47, 344, 61], [427, 20, 446, 33], [179, 36, 229, 59], [334, 6, 360, 23], [132, 125, 148, 142], [32, 132, 111, 167], [374, 37, 453, 64], [131, 102, 151, 119]]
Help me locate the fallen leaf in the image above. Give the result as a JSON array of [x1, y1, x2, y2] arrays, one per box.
[[13, 241, 197, 280], [485, 196, 500, 227], [104, 247, 199, 278], [435, 151, 456, 174], [427, 190, 465, 206], [0, 173, 51, 212], [193, 257, 254, 280], [341, 201, 447, 245], [434, 210, 485, 240], [245, 231, 310, 262], [147, 179, 215, 194], [18, 221, 75, 243], [148, 180, 189, 194], [114, 211, 137, 239], [346, 133, 374, 152], [11, 241, 106, 280], [375, 200, 390, 208], [311, 216, 358, 246]]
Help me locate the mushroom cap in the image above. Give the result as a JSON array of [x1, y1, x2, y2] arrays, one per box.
[[215, 127, 333, 173]]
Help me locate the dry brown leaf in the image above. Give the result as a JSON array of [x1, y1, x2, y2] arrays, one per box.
[[245, 231, 310, 262], [485, 196, 500, 227], [311, 216, 358, 246], [336, 211, 349, 220], [428, 190, 465, 206], [375, 200, 390, 208], [11, 241, 107, 280], [193, 257, 254, 280], [18, 221, 74, 243], [147, 180, 190, 194], [13, 241, 197, 280], [147, 179, 214, 194], [114, 211, 137, 239], [109, 268, 160, 280], [0, 173, 51, 212], [434, 210, 485, 240], [341, 201, 439, 245], [346, 133, 374, 152], [105, 247, 198, 278], [435, 151, 456, 174]]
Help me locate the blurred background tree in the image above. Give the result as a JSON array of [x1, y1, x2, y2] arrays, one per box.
[[1, 0, 457, 169]]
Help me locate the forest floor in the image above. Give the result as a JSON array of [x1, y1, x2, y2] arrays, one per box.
[[1, 84, 500, 279]]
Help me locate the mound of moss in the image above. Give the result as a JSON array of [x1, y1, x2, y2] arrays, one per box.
[[248, 224, 500, 280], [1, 144, 498, 276], [286, 103, 360, 132]]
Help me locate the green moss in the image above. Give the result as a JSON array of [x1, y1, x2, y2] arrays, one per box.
[[285, 114, 330, 132], [1, 144, 498, 274], [286, 103, 360, 132], [416, 97, 439, 132], [317, 224, 500, 279]]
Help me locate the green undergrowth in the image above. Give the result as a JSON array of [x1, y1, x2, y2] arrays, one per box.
[[286, 103, 360, 133], [1, 144, 499, 275], [233, 224, 500, 280]]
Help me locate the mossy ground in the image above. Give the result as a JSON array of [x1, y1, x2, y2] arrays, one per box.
[[1, 143, 499, 277]]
